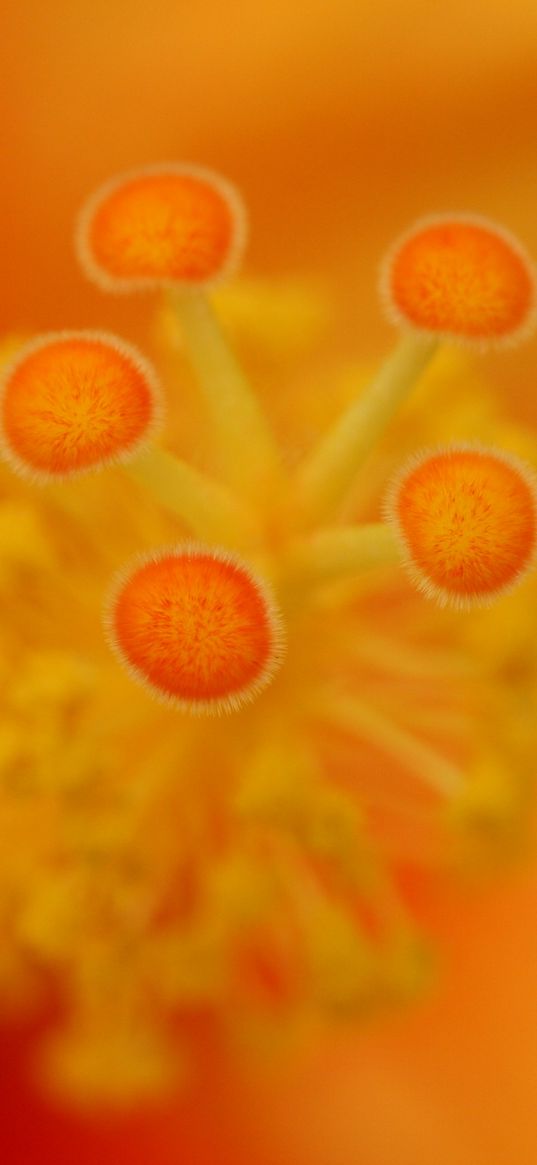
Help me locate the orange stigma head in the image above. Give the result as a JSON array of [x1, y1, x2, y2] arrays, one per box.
[[105, 544, 286, 714], [384, 444, 537, 608], [76, 163, 247, 292], [380, 214, 537, 349], [0, 332, 162, 482]]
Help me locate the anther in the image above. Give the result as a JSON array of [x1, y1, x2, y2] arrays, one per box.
[[105, 544, 286, 714], [0, 332, 161, 481], [381, 214, 537, 348], [384, 444, 537, 608]]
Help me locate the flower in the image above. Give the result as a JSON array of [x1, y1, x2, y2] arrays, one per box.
[[1, 146, 537, 1148], [5, 4, 537, 1160]]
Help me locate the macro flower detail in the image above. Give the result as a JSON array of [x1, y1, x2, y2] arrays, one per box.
[[0, 331, 161, 480], [381, 214, 537, 347], [384, 444, 537, 608], [106, 544, 285, 713], [76, 163, 247, 291], [1, 163, 537, 1109]]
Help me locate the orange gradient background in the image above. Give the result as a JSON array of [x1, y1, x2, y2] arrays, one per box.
[[3, 2, 537, 1164]]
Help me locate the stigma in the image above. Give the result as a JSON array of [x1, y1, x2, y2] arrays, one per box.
[[0, 331, 161, 481], [76, 163, 247, 291], [381, 214, 537, 348], [106, 544, 285, 714], [384, 444, 537, 608]]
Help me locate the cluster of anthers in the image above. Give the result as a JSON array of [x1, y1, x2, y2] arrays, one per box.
[[2, 163, 537, 1104]]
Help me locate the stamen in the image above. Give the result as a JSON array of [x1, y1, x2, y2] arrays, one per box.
[[313, 691, 464, 797], [0, 332, 161, 481], [290, 873, 377, 1013], [384, 444, 537, 608], [381, 214, 537, 348], [293, 332, 437, 527], [105, 544, 286, 714], [168, 288, 284, 496], [126, 448, 258, 545], [284, 522, 399, 589], [350, 632, 471, 681], [236, 729, 370, 884], [76, 163, 247, 290]]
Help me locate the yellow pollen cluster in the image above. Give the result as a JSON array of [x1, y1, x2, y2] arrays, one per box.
[[0, 170, 536, 1108]]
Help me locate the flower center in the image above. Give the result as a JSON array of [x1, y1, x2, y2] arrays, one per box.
[[2, 167, 537, 1107]]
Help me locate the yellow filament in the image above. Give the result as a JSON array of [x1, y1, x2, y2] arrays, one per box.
[[125, 447, 258, 545], [293, 333, 437, 527], [284, 522, 399, 589], [169, 289, 284, 497], [349, 632, 472, 681], [314, 691, 464, 797]]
